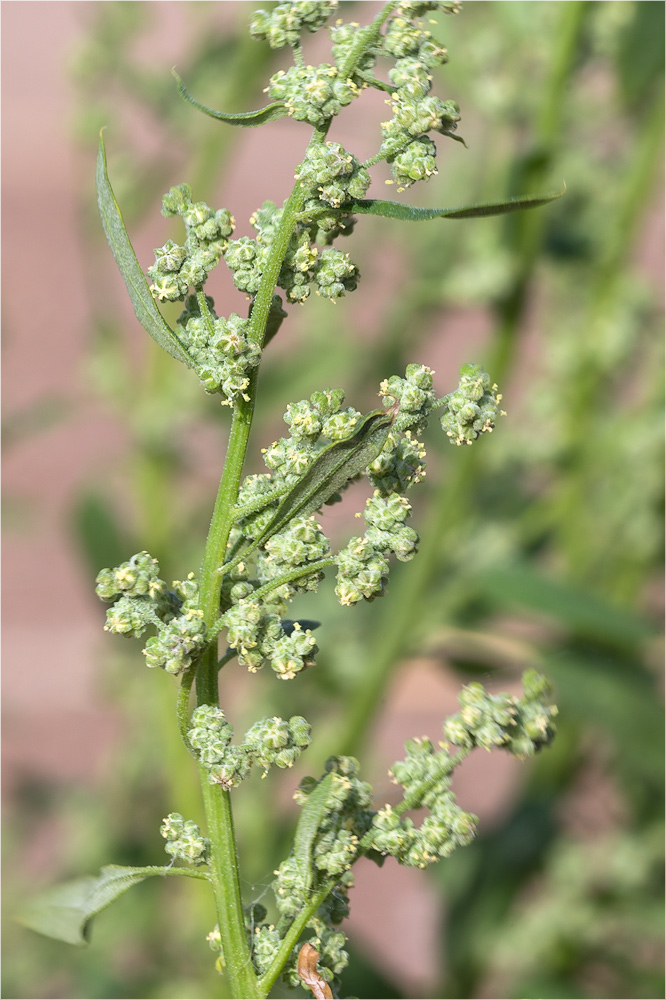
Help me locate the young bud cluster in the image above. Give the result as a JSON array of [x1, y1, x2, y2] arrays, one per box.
[[296, 141, 371, 210], [268, 64, 360, 127], [222, 598, 320, 679], [443, 670, 558, 758], [335, 490, 419, 607], [175, 295, 261, 402], [249, 1, 338, 49], [225, 199, 359, 305], [96, 556, 207, 675], [148, 184, 234, 302], [189, 705, 311, 788], [440, 363, 505, 445], [160, 812, 210, 865]]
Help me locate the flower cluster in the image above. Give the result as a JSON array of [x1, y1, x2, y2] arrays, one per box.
[[96, 554, 207, 675], [335, 492, 418, 606], [221, 593, 322, 680], [189, 705, 312, 788], [440, 362, 505, 445], [174, 295, 261, 402], [160, 812, 209, 865], [443, 670, 558, 758], [380, 362, 436, 433], [376, 9, 462, 189], [369, 740, 477, 869], [225, 199, 358, 304], [249, 1, 338, 49], [365, 673, 556, 868], [220, 364, 501, 649], [145, 184, 271, 402], [95, 550, 176, 623], [296, 141, 371, 210], [147, 183, 234, 302], [267, 64, 360, 126]]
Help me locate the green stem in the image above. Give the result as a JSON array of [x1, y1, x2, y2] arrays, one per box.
[[177, 667, 196, 752], [201, 776, 261, 999], [193, 125, 333, 1000], [196, 128, 330, 673], [190, 8, 398, 990]]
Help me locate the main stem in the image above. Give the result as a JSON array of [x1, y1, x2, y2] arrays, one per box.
[[191, 9, 399, 991], [194, 124, 331, 1000]]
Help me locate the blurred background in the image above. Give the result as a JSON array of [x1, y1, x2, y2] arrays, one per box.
[[2, 2, 664, 998]]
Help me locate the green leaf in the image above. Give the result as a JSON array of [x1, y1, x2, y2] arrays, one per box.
[[294, 773, 336, 894], [173, 70, 288, 127], [96, 132, 196, 368], [16, 864, 209, 946], [238, 409, 393, 560], [299, 186, 565, 225]]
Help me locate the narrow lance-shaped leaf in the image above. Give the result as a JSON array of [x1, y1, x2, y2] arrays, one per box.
[[96, 133, 196, 368], [298, 185, 566, 225], [294, 772, 336, 894], [16, 864, 210, 946], [235, 409, 393, 563], [173, 70, 288, 127]]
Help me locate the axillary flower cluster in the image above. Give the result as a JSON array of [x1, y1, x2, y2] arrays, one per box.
[[89, 2, 559, 996]]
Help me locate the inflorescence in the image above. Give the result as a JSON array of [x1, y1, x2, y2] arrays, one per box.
[[144, 0, 467, 403], [232, 671, 556, 991], [96, 362, 504, 680], [94, 3, 556, 992]]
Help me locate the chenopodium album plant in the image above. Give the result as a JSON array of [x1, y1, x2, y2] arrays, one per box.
[[24, 3, 562, 998]]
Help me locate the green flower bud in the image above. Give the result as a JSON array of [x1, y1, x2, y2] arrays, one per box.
[[392, 92, 461, 138], [103, 595, 154, 638], [251, 923, 281, 974], [160, 813, 209, 864], [152, 239, 188, 273], [418, 38, 449, 67], [314, 247, 358, 300], [384, 16, 427, 59], [322, 406, 362, 440], [209, 745, 252, 789], [284, 399, 323, 439], [250, 1, 337, 48], [142, 610, 207, 675], [367, 429, 427, 495], [390, 136, 438, 188], [389, 57, 432, 95], [160, 812, 185, 840], [162, 183, 192, 217], [268, 64, 360, 126]]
